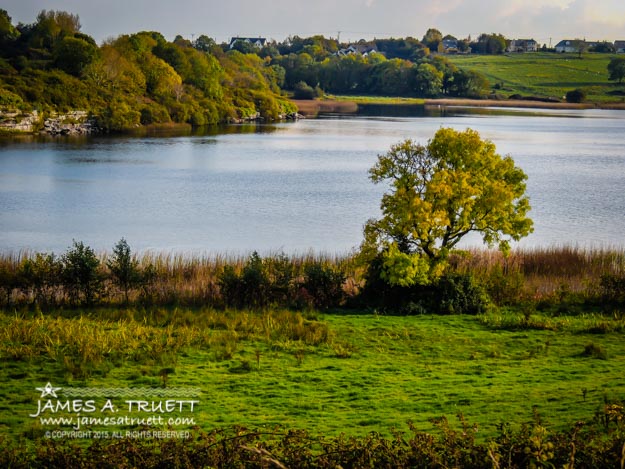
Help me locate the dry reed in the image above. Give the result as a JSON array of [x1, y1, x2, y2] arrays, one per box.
[[1, 246, 624, 308]]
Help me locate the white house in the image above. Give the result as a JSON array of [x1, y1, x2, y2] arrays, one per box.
[[336, 44, 379, 57], [554, 39, 583, 53], [507, 39, 538, 53], [228, 37, 267, 49]]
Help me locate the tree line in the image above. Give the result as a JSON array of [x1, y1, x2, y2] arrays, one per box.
[[0, 239, 349, 310], [276, 52, 489, 98], [2, 9, 623, 128], [0, 10, 506, 129], [0, 9, 296, 130]]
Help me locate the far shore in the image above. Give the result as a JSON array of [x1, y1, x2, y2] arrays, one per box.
[[292, 97, 625, 116], [424, 98, 625, 110]]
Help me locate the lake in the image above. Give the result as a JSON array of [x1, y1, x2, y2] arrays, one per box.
[[1, 106, 625, 254]]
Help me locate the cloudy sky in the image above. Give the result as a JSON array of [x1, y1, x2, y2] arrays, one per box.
[[4, 0, 625, 46]]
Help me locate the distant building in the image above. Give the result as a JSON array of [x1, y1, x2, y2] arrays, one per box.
[[615, 41, 625, 53], [228, 37, 267, 49], [336, 44, 379, 57], [507, 39, 538, 53], [554, 39, 583, 53], [442, 39, 458, 52]]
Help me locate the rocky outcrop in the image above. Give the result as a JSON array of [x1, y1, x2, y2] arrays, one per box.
[[43, 111, 98, 135], [0, 110, 41, 133], [0, 109, 99, 135], [227, 112, 303, 124], [1, 109, 301, 134]]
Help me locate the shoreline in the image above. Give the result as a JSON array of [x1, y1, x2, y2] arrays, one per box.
[[3, 98, 623, 137], [292, 97, 625, 116], [424, 98, 625, 110]]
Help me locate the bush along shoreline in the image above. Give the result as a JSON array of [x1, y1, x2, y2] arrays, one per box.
[[1, 239, 625, 316]]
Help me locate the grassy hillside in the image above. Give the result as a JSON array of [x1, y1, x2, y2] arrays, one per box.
[[447, 52, 625, 103]]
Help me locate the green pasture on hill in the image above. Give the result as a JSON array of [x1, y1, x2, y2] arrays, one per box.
[[1, 309, 624, 444], [448, 52, 624, 102]]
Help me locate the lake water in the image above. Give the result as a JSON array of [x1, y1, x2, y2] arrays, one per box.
[[1, 107, 625, 254]]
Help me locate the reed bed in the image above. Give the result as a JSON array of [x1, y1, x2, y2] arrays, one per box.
[[1, 245, 623, 309], [290, 99, 359, 116], [450, 246, 625, 304]]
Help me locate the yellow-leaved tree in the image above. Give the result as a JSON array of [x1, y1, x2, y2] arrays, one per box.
[[362, 127, 533, 287]]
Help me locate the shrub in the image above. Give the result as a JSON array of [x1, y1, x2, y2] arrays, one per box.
[[0, 87, 23, 107], [139, 102, 171, 125], [266, 253, 295, 305], [61, 240, 102, 305], [600, 273, 625, 306], [98, 99, 141, 131], [240, 251, 270, 308], [566, 88, 586, 103], [218, 252, 270, 309], [300, 263, 345, 309], [1, 415, 625, 468], [361, 257, 489, 314], [0, 260, 21, 306], [435, 273, 490, 315], [19, 253, 61, 306], [292, 81, 317, 100], [484, 267, 525, 306], [218, 265, 243, 308], [107, 238, 141, 303]]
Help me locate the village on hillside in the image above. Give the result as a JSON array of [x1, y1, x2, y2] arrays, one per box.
[[229, 35, 625, 56]]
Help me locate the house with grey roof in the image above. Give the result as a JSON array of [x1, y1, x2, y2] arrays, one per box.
[[554, 39, 584, 53], [336, 44, 379, 57], [229, 37, 267, 49], [507, 39, 538, 53]]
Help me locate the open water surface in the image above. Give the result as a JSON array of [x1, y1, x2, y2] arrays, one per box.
[[1, 106, 624, 254]]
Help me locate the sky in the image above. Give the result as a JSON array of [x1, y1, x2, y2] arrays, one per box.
[[3, 0, 625, 46]]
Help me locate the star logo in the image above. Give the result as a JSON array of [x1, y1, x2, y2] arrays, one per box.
[[36, 382, 62, 398]]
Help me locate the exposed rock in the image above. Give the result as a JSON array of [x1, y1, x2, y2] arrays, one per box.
[[0, 109, 99, 135], [43, 111, 98, 135], [0, 110, 41, 133], [227, 112, 303, 124]]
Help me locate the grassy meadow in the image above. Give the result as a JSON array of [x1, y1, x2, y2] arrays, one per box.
[[447, 52, 624, 103], [1, 307, 624, 441], [321, 53, 625, 108], [1, 246, 625, 465]]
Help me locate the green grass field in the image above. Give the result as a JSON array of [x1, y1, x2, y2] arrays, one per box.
[[2, 308, 624, 444], [447, 52, 624, 103]]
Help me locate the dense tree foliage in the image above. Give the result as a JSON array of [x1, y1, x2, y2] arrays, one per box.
[[608, 57, 625, 84], [422, 28, 443, 53], [275, 51, 489, 98], [0, 9, 296, 130], [0, 9, 506, 130], [472, 33, 507, 54], [591, 41, 616, 53], [361, 128, 533, 287]]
